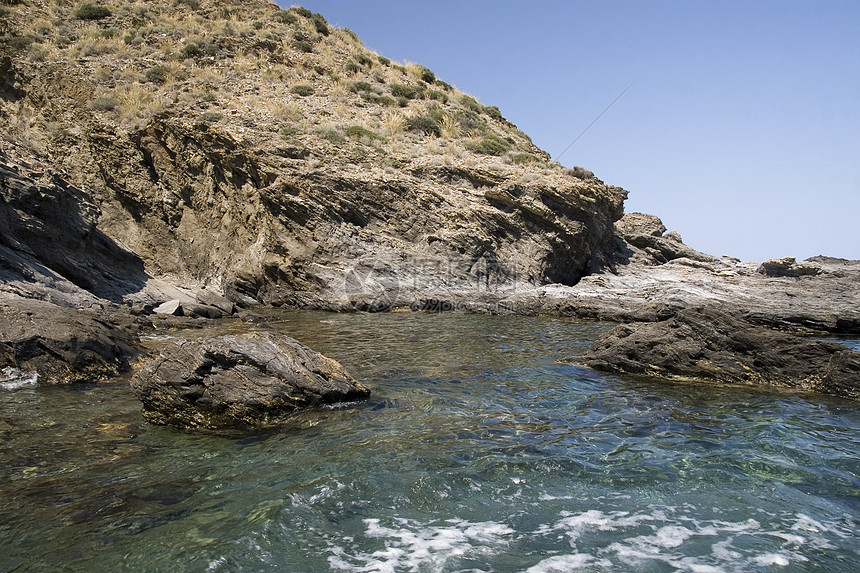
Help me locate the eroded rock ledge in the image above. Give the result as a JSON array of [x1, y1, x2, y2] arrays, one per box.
[[567, 307, 860, 399]]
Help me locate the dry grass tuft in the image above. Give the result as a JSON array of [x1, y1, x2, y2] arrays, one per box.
[[382, 110, 406, 136]]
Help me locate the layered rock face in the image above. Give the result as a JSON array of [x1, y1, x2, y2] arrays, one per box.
[[0, 146, 147, 304], [91, 117, 625, 308]]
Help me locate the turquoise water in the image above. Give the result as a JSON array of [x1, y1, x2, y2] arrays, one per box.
[[1, 311, 859, 572]]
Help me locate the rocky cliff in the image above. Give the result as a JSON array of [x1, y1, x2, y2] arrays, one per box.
[[0, 0, 625, 313]]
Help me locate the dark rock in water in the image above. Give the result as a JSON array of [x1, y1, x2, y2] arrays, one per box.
[[130, 331, 370, 429], [182, 303, 223, 319], [0, 296, 140, 383], [567, 307, 860, 399], [821, 351, 860, 398], [757, 257, 821, 277]]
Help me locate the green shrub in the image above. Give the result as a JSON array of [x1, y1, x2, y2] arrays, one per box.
[[466, 134, 511, 156], [201, 111, 223, 122], [484, 105, 504, 121], [350, 81, 373, 93], [317, 127, 345, 144], [567, 166, 595, 180], [459, 94, 483, 113], [406, 115, 441, 137], [416, 65, 435, 83], [510, 153, 539, 165], [426, 89, 448, 103], [144, 65, 170, 85], [391, 83, 420, 99], [290, 84, 315, 96], [74, 3, 112, 20], [354, 52, 374, 67], [342, 27, 359, 41], [377, 55, 390, 66], [346, 125, 383, 141], [311, 13, 329, 36], [176, 0, 200, 9], [89, 95, 118, 111], [272, 10, 297, 24], [345, 62, 361, 74], [458, 109, 488, 134], [295, 40, 313, 53], [4, 35, 33, 51], [290, 6, 313, 18], [181, 42, 202, 58]]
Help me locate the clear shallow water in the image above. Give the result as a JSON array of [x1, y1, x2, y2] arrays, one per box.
[[1, 311, 859, 572]]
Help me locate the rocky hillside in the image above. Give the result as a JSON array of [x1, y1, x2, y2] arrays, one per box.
[[0, 0, 626, 310]]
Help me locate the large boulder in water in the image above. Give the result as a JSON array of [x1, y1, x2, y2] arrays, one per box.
[[568, 307, 860, 399], [130, 331, 370, 429]]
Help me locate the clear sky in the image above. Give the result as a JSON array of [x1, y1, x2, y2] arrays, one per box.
[[277, 1, 860, 262]]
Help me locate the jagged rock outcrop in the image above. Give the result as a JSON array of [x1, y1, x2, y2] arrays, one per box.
[[757, 257, 821, 277], [130, 331, 370, 429], [613, 212, 717, 265], [567, 307, 860, 399]]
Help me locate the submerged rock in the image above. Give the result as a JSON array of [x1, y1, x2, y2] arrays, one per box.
[[130, 331, 370, 429], [567, 307, 860, 399]]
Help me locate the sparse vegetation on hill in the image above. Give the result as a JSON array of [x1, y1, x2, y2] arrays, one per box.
[[0, 0, 558, 171]]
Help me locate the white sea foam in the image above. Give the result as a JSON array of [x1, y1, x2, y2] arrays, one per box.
[[553, 509, 650, 542], [0, 367, 38, 390], [752, 552, 791, 566], [540, 507, 841, 572], [525, 553, 610, 572], [328, 517, 513, 572]]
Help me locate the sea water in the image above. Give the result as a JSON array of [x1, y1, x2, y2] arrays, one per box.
[[1, 311, 858, 572]]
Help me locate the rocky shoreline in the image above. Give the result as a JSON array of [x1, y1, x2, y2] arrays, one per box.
[[2, 149, 858, 410], [2, 1, 858, 426]]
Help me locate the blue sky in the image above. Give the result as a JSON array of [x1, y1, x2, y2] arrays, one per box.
[[278, 1, 860, 262]]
